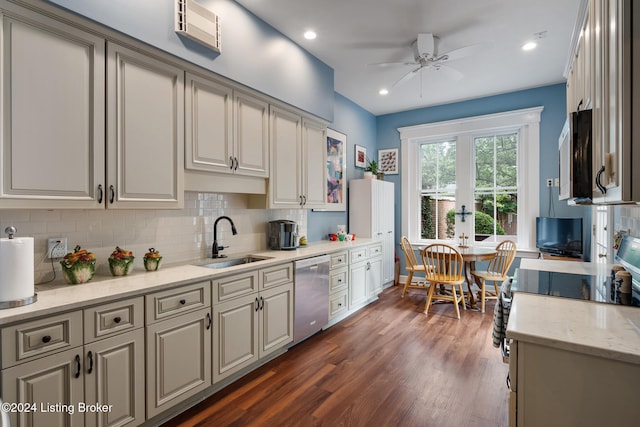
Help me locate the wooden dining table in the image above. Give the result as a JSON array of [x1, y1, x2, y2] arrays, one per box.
[[456, 246, 497, 308], [419, 244, 497, 308]]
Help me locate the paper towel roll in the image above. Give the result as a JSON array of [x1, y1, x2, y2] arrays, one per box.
[[0, 237, 35, 302]]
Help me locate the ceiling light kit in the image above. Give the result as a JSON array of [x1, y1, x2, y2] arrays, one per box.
[[303, 30, 317, 40]]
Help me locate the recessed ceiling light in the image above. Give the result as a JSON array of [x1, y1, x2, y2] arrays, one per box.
[[304, 30, 317, 40], [522, 41, 537, 51], [379, 88, 389, 95]]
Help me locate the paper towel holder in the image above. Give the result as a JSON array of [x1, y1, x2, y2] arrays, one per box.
[[0, 226, 38, 309]]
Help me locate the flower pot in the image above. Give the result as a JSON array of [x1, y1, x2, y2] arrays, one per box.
[[364, 171, 374, 179]]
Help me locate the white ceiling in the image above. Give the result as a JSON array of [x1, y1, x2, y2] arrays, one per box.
[[234, 0, 582, 116]]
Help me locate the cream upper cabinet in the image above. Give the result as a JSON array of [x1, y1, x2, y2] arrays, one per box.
[[234, 90, 269, 177], [0, 5, 105, 209], [184, 74, 268, 178], [185, 72, 234, 173], [565, 0, 640, 203], [106, 42, 184, 209], [268, 105, 326, 208]]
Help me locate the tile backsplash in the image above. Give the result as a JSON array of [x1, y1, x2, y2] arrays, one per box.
[[615, 205, 640, 238], [0, 192, 307, 284]]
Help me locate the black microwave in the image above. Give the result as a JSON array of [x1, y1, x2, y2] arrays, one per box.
[[558, 109, 592, 202]]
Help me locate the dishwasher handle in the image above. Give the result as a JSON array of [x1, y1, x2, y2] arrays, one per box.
[[294, 255, 331, 269]]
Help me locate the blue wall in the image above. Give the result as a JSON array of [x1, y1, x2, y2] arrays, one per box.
[[307, 93, 376, 241], [45, 0, 334, 121], [375, 83, 592, 260]]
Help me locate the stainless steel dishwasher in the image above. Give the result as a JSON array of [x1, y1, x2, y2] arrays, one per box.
[[293, 255, 330, 344]]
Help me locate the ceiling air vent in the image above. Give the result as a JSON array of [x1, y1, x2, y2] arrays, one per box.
[[175, 0, 221, 52]]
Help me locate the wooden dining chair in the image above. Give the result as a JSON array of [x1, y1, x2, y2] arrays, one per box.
[[421, 243, 466, 319], [399, 236, 431, 297], [471, 240, 517, 313]]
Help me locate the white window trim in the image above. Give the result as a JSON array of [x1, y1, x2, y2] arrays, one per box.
[[399, 106, 543, 251]]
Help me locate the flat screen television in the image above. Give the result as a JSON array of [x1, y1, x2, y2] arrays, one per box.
[[536, 217, 583, 257]]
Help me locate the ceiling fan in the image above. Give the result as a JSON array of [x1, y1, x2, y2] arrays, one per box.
[[374, 33, 486, 88]]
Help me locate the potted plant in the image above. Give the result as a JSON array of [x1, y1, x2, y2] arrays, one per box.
[[365, 159, 384, 180]]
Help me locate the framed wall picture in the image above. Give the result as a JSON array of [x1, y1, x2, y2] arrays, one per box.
[[378, 148, 399, 174], [325, 128, 347, 211], [355, 144, 367, 168]]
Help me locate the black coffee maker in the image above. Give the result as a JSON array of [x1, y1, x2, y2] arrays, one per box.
[[268, 220, 298, 250]]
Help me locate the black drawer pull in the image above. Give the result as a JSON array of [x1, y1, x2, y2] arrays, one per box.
[[113, 316, 122, 324], [87, 351, 93, 374], [42, 335, 52, 344], [179, 299, 186, 305], [74, 354, 81, 378]]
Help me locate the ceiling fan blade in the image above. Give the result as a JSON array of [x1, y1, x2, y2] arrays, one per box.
[[431, 64, 464, 80], [439, 41, 492, 62], [392, 67, 421, 87], [369, 61, 418, 67]]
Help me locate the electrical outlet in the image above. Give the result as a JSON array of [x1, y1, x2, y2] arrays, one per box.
[[554, 178, 559, 187], [546, 178, 553, 187], [48, 237, 68, 258]]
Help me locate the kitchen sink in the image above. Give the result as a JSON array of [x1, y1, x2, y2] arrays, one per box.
[[198, 255, 272, 269]]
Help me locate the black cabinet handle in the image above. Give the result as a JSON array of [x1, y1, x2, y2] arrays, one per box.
[[74, 354, 81, 378], [109, 185, 115, 204], [113, 316, 122, 324], [595, 165, 607, 194], [97, 184, 103, 204], [229, 156, 234, 170], [179, 299, 186, 305], [260, 296, 264, 310], [234, 157, 239, 170], [255, 297, 260, 312], [87, 351, 93, 374], [302, 195, 307, 206], [206, 312, 212, 330], [42, 335, 52, 344]]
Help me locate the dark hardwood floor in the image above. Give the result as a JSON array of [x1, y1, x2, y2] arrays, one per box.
[[166, 285, 509, 427]]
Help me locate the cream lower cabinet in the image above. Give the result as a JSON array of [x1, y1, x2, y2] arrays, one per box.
[[213, 264, 294, 383], [328, 251, 349, 321], [145, 282, 212, 419], [509, 339, 640, 427], [1, 298, 145, 427], [349, 244, 383, 310]]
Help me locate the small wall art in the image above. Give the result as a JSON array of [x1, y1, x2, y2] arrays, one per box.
[[378, 148, 399, 174], [325, 128, 346, 211], [355, 144, 367, 168]]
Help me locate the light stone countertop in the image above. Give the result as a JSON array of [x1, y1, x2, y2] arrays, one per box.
[[0, 239, 376, 326], [507, 259, 640, 365]]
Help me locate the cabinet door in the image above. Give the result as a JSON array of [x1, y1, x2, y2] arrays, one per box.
[[301, 118, 327, 208], [349, 262, 368, 309], [2, 348, 84, 427], [212, 294, 259, 383], [259, 283, 293, 358], [0, 7, 105, 209], [380, 181, 396, 284], [269, 106, 302, 208], [84, 329, 145, 427], [367, 257, 383, 297], [106, 42, 184, 209], [185, 72, 233, 173], [235, 91, 269, 177], [146, 308, 211, 418]]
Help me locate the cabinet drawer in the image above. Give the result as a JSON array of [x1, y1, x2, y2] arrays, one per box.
[[349, 248, 367, 264], [368, 244, 383, 258], [146, 281, 211, 324], [329, 289, 348, 320], [330, 267, 348, 293], [213, 271, 259, 304], [330, 251, 348, 269], [84, 297, 144, 343], [1, 310, 83, 368], [260, 263, 293, 289]]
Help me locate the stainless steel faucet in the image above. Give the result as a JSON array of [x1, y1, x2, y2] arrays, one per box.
[[212, 216, 238, 258]]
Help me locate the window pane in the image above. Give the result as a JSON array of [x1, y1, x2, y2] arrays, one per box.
[[475, 136, 494, 188], [421, 195, 456, 239], [474, 191, 518, 242], [421, 141, 456, 191], [495, 133, 518, 188]]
